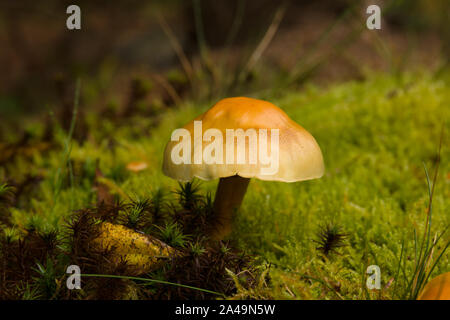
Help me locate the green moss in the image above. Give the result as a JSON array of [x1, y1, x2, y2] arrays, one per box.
[[1, 71, 449, 299]]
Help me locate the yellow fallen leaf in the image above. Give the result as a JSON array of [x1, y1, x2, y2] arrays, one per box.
[[93, 222, 179, 275]]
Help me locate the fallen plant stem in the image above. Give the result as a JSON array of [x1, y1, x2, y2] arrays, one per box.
[[80, 273, 226, 297]]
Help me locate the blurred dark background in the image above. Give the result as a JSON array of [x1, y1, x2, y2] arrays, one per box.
[[0, 0, 448, 120]]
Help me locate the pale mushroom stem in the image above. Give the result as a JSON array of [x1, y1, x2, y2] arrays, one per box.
[[210, 175, 250, 240]]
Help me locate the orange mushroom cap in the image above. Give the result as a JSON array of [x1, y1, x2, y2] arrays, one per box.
[[163, 97, 324, 182], [417, 272, 450, 300]]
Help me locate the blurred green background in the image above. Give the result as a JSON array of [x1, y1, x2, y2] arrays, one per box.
[[0, 0, 448, 121]]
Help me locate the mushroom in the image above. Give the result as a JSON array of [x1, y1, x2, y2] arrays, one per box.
[[163, 97, 324, 240], [417, 272, 450, 300]]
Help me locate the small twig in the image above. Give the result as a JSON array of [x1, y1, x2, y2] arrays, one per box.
[[156, 13, 194, 85], [152, 74, 182, 106], [239, 4, 286, 81]]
